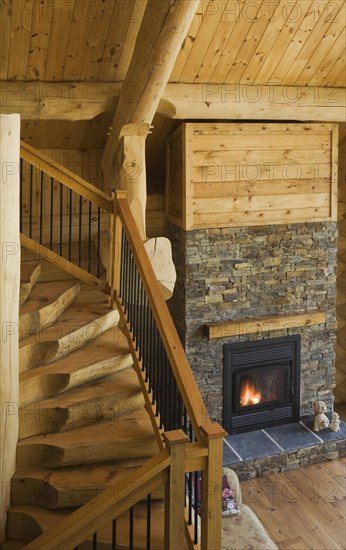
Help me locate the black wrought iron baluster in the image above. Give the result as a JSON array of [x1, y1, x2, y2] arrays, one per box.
[[152, 326, 160, 408], [156, 333, 162, 418], [137, 283, 145, 361], [78, 195, 82, 267], [159, 340, 165, 429], [134, 270, 140, 348], [68, 188, 73, 261], [129, 506, 134, 550], [119, 229, 126, 300], [167, 355, 173, 430], [130, 254, 135, 335], [39, 171, 44, 244], [92, 531, 97, 550], [50, 177, 54, 249], [112, 518, 117, 550], [187, 472, 193, 525], [194, 471, 199, 544], [123, 238, 129, 315], [59, 183, 63, 256], [29, 164, 33, 238], [128, 250, 133, 332], [97, 206, 101, 277], [183, 404, 188, 435], [146, 494, 151, 550], [88, 201, 92, 272]]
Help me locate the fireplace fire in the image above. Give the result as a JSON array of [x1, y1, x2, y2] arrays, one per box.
[[224, 336, 300, 434]]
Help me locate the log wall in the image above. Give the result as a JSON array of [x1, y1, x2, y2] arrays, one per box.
[[166, 123, 338, 230]]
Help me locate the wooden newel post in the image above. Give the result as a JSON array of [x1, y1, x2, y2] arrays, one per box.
[[163, 430, 190, 550], [0, 114, 21, 542], [200, 423, 227, 550]]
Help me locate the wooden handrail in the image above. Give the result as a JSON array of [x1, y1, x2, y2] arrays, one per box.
[[20, 141, 113, 213], [22, 451, 170, 550], [115, 195, 210, 443]]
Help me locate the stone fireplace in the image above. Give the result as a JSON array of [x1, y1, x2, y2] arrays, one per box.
[[166, 221, 338, 429]]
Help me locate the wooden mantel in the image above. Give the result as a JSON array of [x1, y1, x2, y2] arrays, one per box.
[[206, 311, 326, 339]]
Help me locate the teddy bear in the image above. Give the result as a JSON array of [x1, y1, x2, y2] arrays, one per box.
[[313, 400, 330, 432], [330, 412, 340, 432]]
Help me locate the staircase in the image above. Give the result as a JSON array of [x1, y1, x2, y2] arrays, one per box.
[[0, 142, 225, 550], [3, 262, 164, 549]]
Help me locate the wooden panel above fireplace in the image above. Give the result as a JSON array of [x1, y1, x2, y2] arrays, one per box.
[[165, 122, 338, 229]]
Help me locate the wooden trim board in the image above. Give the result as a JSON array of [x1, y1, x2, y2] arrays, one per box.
[[206, 311, 326, 339]]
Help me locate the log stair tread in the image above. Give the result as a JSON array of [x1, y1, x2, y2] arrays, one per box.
[[6, 503, 165, 549], [19, 305, 120, 372], [12, 458, 164, 509], [17, 409, 160, 468], [20, 327, 132, 406], [19, 281, 80, 341], [19, 367, 145, 438], [20, 301, 119, 347], [19, 280, 79, 316], [20, 264, 41, 306]]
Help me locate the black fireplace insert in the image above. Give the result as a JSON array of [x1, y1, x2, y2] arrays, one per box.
[[224, 335, 300, 434]]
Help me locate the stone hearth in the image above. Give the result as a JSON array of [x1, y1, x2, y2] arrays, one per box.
[[223, 416, 346, 480]]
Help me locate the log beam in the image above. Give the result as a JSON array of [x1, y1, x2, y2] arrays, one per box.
[[0, 81, 345, 123], [0, 114, 20, 542], [100, 0, 199, 188], [0, 81, 119, 120], [159, 83, 346, 121]]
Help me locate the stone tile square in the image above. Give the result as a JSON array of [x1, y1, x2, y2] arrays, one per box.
[[223, 440, 240, 465], [225, 429, 281, 461], [300, 415, 346, 443], [265, 422, 321, 452]]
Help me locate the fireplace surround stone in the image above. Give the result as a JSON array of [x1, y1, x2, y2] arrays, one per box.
[[166, 221, 338, 426]]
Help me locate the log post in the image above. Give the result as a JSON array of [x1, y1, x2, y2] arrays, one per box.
[[163, 430, 190, 550], [200, 423, 227, 550], [0, 114, 21, 542]]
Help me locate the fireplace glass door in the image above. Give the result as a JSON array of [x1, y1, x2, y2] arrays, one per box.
[[224, 336, 300, 434], [235, 363, 290, 411]]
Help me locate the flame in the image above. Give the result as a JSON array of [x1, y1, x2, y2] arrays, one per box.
[[240, 378, 262, 407]]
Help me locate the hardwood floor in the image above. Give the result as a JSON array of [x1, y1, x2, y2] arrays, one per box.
[[242, 452, 346, 549]]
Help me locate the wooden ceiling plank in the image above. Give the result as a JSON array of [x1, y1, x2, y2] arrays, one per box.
[[115, 0, 148, 81], [101, 0, 199, 185], [26, 0, 53, 80], [179, 0, 225, 83], [293, 8, 346, 85], [195, 0, 246, 82], [169, 0, 205, 82], [62, 2, 93, 80], [0, 2, 12, 79], [282, 0, 345, 84], [322, 58, 346, 87], [79, 0, 115, 81], [210, 0, 263, 83], [251, 0, 314, 84], [8, 0, 34, 80], [223, 0, 281, 84], [270, 0, 334, 83], [309, 31, 346, 85], [97, 0, 144, 82], [322, 53, 346, 87], [44, 0, 75, 80]]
